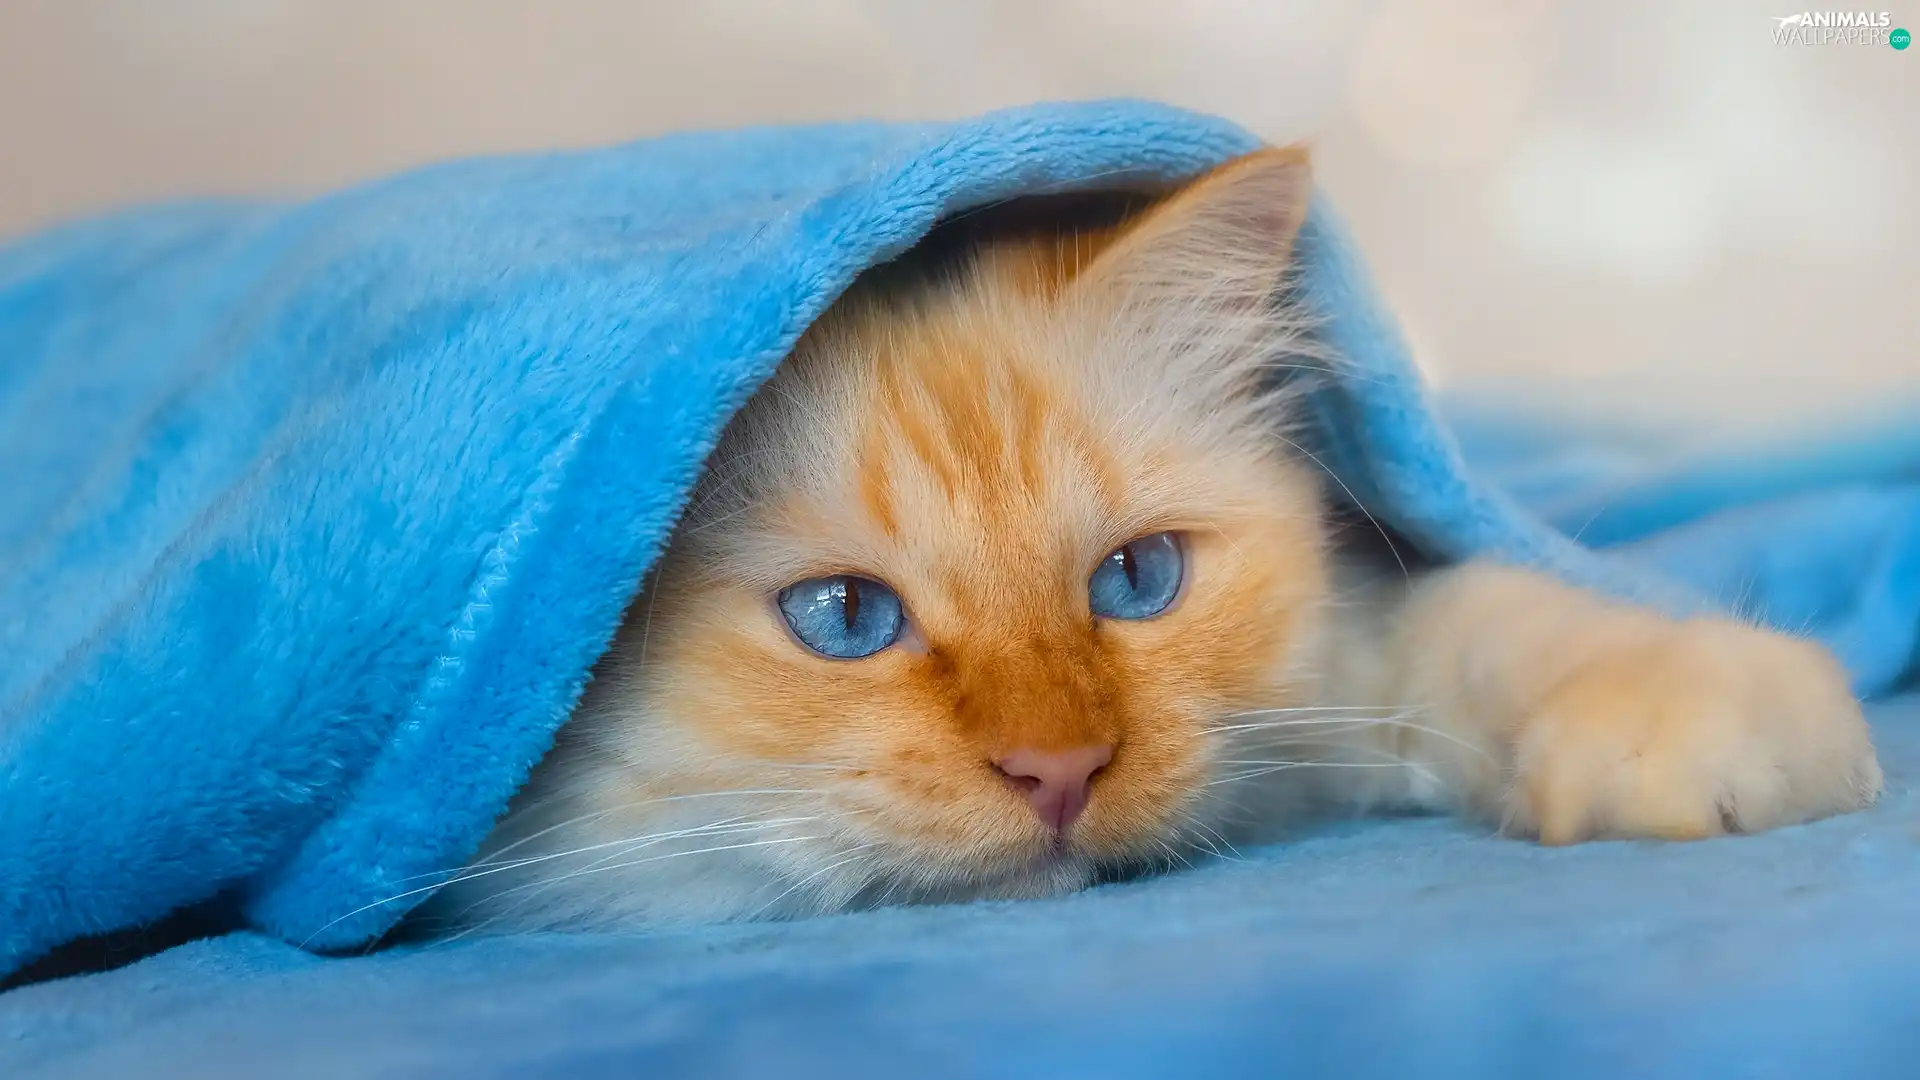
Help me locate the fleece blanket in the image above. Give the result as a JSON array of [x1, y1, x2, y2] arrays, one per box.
[[7, 690, 1919, 1079], [1, 100, 1916, 996]]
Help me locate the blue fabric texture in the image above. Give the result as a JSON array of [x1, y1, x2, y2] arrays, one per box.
[[1, 97, 1916, 1006], [5, 693, 1919, 1078]]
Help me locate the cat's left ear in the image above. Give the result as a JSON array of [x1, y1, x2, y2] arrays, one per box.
[[1073, 146, 1312, 312]]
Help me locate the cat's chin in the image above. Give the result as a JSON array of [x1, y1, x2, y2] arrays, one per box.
[[846, 828, 1203, 910], [853, 850, 1102, 910]]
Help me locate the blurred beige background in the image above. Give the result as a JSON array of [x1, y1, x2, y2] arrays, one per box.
[[2, 0, 1913, 430]]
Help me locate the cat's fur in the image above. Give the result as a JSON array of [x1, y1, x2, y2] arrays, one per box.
[[424, 149, 1881, 933]]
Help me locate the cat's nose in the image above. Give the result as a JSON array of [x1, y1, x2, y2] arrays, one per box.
[[992, 745, 1113, 833]]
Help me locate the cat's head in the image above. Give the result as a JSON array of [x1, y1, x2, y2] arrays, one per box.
[[576, 149, 1331, 909]]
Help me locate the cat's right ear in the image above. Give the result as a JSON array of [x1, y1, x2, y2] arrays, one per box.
[[1072, 147, 1313, 316]]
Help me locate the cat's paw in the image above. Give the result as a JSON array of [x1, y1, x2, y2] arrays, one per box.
[[1500, 618, 1881, 844]]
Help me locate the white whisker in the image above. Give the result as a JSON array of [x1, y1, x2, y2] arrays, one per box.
[[438, 834, 829, 946], [1207, 759, 1434, 787], [1175, 811, 1243, 862], [458, 788, 829, 873], [1273, 431, 1411, 586], [299, 813, 815, 947], [750, 844, 880, 918], [1204, 712, 1491, 764]]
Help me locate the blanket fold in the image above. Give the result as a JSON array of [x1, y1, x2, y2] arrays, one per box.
[[2, 100, 1915, 979]]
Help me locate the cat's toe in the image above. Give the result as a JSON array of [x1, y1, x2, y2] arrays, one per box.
[[1500, 618, 1880, 845]]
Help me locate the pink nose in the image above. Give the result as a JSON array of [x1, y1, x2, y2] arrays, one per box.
[[993, 745, 1113, 833]]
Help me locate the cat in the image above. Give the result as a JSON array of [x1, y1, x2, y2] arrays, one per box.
[[420, 148, 1881, 934]]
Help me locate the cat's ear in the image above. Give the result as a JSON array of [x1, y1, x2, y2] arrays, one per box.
[[1073, 146, 1312, 311]]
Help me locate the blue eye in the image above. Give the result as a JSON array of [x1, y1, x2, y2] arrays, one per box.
[[777, 575, 905, 659], [1089, 532, 1184, 620]]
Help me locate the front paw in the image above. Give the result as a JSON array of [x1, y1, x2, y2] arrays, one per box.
[[1501, 618, 1881, 844]]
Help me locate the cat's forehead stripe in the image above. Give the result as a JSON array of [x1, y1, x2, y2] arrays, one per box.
[[858, 315, 1125, 541], [856, 428, 901, 542]]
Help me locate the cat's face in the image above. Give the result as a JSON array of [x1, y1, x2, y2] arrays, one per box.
[[580, 150, 1329, 906]]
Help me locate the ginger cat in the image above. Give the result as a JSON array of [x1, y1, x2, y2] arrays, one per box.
[[424, 149, 1880, 933]]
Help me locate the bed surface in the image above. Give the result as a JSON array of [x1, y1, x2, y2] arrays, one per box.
[[9, 690, 1916, 1079]]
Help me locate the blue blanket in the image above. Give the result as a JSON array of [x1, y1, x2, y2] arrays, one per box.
[[8, 690, 1919, 1079], [1, 99, 1916, 1009]]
